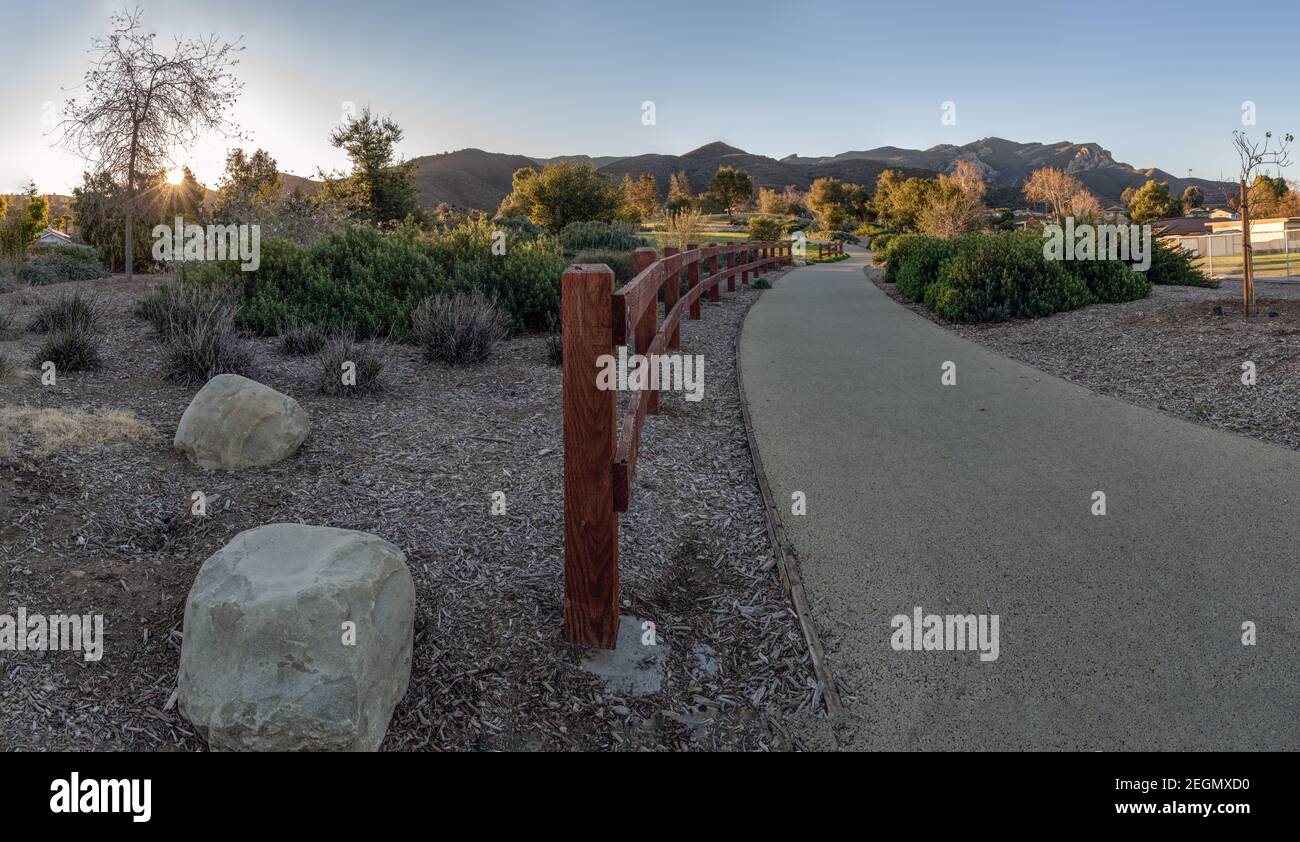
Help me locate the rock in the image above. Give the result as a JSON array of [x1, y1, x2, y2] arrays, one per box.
[[178, 524, 415, 752], [174, 374, 309, 470]]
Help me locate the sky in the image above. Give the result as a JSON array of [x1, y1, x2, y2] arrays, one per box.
[[2, 0, 1297, 195]]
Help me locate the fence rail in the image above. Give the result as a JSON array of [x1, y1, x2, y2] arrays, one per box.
[[561, 240, 792, 647]]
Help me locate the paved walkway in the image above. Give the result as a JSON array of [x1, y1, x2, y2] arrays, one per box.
[[740, 246, 1300, 750]]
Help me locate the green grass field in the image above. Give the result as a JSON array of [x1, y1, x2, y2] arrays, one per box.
[[1191, 251, 1300, 279]]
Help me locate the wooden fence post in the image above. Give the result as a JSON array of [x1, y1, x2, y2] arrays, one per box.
[[631, 247, 660, 415], [687, 243, 701, 321], [728, 247, 738, 292], [562, 264, 619, 649], [663, 246, 681, 351], [711, 248, 721, 302], [741, 244, 750, 287]]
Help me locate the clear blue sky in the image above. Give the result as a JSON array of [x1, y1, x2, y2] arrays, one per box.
[[3, 0, 1297, 194]]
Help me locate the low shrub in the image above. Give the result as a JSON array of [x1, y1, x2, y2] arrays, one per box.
[[1147, 238, 1217, 287], [161, 296, 255, 386], [1067, 258, 1151, 303], [877, 234, 919, 276], [559, 220, 645, 253], [923, 232, 1093, 322], [28, 291, 100, 334], [279, 318, 330, 355], [317, 333, 387, 397], [0, 305, 16, 339], [35, 242, 100, 261], [747, 215, 785, 242], [892, 236, 957, 300], [136, 284, 236, 339], [33, 328, 103, 372], [753, 278, 772, 289], [493, 215, 543, 243], [572, 249, 635, 283], [412, 292, 508, 364], [16, 251, 110, 285]]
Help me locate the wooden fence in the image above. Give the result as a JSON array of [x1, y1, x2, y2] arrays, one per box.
[[561, 240, 792, 647], [815, 241, 844, 259]]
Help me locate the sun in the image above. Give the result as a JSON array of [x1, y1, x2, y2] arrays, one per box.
[[165, 166, 185, 185]]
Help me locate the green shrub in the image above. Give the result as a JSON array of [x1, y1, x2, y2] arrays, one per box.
[[239, 227, 442, 339], [412, 292, 509, 364], [878, 234, 919, 277], [1065, 258, 1151, 303], [35, 242, 99, 261], [572, 249, 635, 283], [317, 333, 387, 397], [747, 215, 785, 242], [559, 220, 644, 253], [33, 328, 102, 372], [493, 215, 543, 242], [429, 220, 565, 331], [924, 232, 1093, 323], [891, 236, 957, 300], [753, 278, 772, 290], [1147, 238, 1217, 287], [16, 252, 110, 285], [163, 221, 565, 341], [28, 291, 100, 334]]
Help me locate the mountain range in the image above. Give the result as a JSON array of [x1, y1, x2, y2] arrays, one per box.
[[32, 137, 1223, 216], [388, 137, 1232, 213]]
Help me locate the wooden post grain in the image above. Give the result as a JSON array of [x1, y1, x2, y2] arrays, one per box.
[[663, 246, 681, 351], [741, 244, 750, 287], [631, 247, 660, 415], [687, 243, 701, 321], [728, 247, 737, 292], [711, 248, 721, 302], [562, 264, 619, 649]]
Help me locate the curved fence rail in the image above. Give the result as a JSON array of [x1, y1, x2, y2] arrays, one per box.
[[561, 240, 793, 647]]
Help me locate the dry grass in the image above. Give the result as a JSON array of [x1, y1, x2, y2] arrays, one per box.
[[0, 405, 154, 459]]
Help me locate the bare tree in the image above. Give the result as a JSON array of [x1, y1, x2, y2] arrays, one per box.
[[1023, 167, 1084, 220], [57, 7, 243, 280], [1232, 130, 1293, 316]]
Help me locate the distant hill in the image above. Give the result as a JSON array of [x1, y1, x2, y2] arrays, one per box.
[[69, 138, 1223, 217], [385, 137, 1229, 212], [802, 137, 1232, 206]]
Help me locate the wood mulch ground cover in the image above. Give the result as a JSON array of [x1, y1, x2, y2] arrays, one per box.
[[0, 271, 821, 751]]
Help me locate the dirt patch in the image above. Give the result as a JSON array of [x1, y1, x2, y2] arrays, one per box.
[[0, 271, 816, 751]]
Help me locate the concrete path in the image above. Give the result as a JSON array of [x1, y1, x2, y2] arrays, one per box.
[[741, 246, 1300, 750]]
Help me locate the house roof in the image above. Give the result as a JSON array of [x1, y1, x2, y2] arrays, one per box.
[[1152, 217, 1213, 236], [37, 228, 72, 243]]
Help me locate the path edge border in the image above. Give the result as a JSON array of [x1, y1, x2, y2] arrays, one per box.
[[733, 267, 844, 717]]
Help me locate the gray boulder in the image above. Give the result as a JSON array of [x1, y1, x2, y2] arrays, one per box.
[[174, 374, 309, 470], [178, 524, 416, 752]]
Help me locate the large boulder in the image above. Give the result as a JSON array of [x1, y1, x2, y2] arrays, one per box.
[[174, 374, 309, 470], [178, 524, 416, 752]]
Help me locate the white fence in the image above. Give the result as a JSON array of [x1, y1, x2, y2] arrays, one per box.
[[1173, 230, 1300, 280]]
